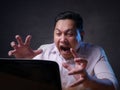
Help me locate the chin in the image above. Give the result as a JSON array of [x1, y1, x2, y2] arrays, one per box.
[[62, 54, 73, 60]]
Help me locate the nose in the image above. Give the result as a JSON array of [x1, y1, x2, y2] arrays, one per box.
[[60, 34, 67, 43]]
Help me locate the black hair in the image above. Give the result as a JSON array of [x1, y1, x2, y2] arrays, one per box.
[[54, 11, 84, 40]]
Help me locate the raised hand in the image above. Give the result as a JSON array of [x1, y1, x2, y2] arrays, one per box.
[[62, 48, 88, 87], [8, 35, 42, 59]]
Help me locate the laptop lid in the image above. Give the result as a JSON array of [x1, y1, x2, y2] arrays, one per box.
[[0, 58, 62, 90]]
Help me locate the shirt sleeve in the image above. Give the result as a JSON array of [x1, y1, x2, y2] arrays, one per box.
[[94, 48, 118, 90]]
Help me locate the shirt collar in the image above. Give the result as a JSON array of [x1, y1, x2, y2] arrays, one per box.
[[51, 43, 60, 54]]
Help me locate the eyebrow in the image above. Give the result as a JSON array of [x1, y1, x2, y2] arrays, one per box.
[[55, 28, 75, 32], [55, 28, 60, 31]]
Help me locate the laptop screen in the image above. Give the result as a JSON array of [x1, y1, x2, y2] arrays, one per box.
[[0, 58, 62, 90]]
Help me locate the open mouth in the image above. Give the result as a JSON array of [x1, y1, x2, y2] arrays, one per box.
[[59, 46, 72, 59], [60, 46, 70, 52]]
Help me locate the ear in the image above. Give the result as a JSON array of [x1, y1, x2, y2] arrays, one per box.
[[80, 31, 85, 41], [80, 31, 85, 36]]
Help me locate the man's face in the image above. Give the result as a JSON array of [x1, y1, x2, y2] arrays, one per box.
[[54, 19, 81, 59]]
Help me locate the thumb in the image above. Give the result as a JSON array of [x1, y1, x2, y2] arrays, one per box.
[[34, 49, 43, 56]]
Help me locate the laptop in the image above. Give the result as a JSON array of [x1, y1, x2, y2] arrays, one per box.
[[0, 58, 62, 90]]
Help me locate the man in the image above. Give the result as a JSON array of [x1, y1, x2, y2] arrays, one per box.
[[8, 11, 118, 90]]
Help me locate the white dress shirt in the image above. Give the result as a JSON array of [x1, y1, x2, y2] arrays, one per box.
[[33, 42, 118, 90]]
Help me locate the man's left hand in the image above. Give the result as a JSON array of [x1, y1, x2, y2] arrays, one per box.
[[62, 48, 88, 87]]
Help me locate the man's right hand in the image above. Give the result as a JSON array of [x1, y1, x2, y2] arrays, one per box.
[[8, 35, 42, 59]]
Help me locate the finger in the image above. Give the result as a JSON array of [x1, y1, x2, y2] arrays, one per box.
[[74, 58, 87, 66], [10, 41, 18, 49], [68, 68, 83, 75], [15, 35, 24, 45], [62, 62, 72, 71], [69, 76, 85, 87], [70, 48, 78, 58], [8, 50, 16, 56], [24, 35, 32, 46]]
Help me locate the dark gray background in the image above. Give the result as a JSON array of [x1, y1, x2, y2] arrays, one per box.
[[0, 0, 120, 86]]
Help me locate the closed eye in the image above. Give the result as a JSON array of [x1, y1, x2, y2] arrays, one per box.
[[55, 29, 61, 36], [66, 30, 75, 36]]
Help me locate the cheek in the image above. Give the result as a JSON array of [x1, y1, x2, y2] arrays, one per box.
[[54, 36, 59, 45], [68, 37, 79, 48]]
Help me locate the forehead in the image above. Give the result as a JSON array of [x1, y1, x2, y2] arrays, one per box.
[[55, 19, 76, 30]]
